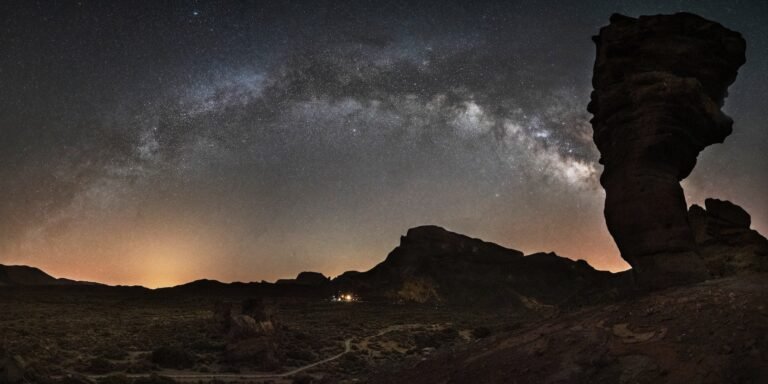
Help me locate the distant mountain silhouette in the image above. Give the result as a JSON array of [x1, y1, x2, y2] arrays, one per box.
[[0, 264, 98, 286], [332, 225, 615, 306], [276, 271, 330, 285], [1, 226, 618, 306]]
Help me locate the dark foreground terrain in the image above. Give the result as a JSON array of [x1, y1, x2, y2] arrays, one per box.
[[2, 273, 766, 383], [373, 273, 768, 384], [2, 204, 766, 383], [0, 285, 540, 383]]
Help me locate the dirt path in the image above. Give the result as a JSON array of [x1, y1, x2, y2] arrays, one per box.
[[82, 324, 429, 382], [146, 338, 353, 382], [357, 323, 441, 354]]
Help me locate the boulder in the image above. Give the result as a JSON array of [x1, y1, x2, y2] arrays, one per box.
[[689, 200, 768, 276], [588, 13, 746, 289], [213, 299, 278, 339], [223, 338, 282, 370], [151, 346, 195, 369], [213, 298, 283, 370], [704, 198, 751, 228], [241, 298, 275, 322]]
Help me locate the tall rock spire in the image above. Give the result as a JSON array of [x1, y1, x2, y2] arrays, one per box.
[[588, 13, 746, 289]]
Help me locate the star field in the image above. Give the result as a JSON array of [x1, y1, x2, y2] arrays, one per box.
[[1, 0, 766, 287]]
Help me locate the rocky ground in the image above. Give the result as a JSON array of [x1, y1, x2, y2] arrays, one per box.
[[2, 203, 765, 383], [0, 287, 534, 383], [372, 273, 768, 384]]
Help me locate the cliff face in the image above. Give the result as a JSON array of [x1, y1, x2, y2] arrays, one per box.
[[335, 225, 613, 306], [587, 13, 746, 289]]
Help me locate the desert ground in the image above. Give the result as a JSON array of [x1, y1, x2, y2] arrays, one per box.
[[0, 286, 539, 383]]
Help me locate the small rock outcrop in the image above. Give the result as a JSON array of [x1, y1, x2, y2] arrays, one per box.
[[689, 199, 768, 276], [214, 299, 277, 339], [588, 13, 746, 289], [276, 271, 329, 285], [214, 299, 283, 370]]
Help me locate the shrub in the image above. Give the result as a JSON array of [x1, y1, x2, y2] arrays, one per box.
[[292, 374, 316, 384], [150, 346, 195, 369], [412, 327, 460, 350], [441, 327, 459, 339], [133, 374, 178, 384], [85, 357, 116, 374], [472, 326, 492, 339], [190, 339, 223, 352], [97, 374, 131, 384], [95, 345, 128, 360], [286, 348, 317, 362]]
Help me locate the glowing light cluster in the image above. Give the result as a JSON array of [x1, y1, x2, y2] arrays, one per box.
[[332, 293, 357, 302]]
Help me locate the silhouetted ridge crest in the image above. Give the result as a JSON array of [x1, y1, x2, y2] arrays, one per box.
[[0, 264, 97, 286], [337, 225, 611, 306]]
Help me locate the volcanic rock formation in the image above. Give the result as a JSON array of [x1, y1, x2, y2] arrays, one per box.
[[588, 13, 746, 289], [334, 225, 613, 306], [214, 299, 283, 369], [689, 199, 768, 277], [214, 299, 278, 339]]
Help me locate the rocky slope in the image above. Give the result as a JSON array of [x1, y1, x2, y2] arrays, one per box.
[[372, 273, 768, 384], [332, 225, 614, 307], [1, 227, 614, 308], [0, 264, 92, 286]]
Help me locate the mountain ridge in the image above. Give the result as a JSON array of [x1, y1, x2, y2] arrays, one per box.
[[0, 264, 100, 287], [331, 225, 615, 306], [1, 225, 616, 307]]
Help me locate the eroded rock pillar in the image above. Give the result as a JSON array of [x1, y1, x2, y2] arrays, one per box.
[[588, 13, 746, 289]]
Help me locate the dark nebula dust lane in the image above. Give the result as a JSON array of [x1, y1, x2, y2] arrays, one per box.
[[0, 0, 766, 287]]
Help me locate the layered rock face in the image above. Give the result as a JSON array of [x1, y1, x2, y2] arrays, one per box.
[[336, 225, 612, 306], [588, 13, 746, 288], [689, 199, 768, 276]]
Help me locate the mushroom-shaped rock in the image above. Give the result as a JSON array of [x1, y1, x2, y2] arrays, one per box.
[[588, 13, 746, 289]]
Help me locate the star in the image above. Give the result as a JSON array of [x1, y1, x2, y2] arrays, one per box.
[[0, 0, 764, 286]]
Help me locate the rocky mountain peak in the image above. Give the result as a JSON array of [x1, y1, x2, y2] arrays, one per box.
[[335, 226, 611, 306], [396, 225, 523, 259]]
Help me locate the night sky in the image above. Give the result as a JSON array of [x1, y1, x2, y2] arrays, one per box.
[[1, 1, 766, 288]]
